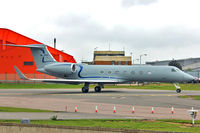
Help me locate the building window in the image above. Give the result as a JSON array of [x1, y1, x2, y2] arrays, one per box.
[[112, 61, 115, 65], [108, 71, 112, 74], [24, 61, 33, 66], [125, 61, 129, 65], [118, 61, 121, 65]]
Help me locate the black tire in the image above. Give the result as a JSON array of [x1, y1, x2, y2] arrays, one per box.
[[94, 86, 101, 92], [82, 87, 89, 93], [176, 89, 181, 93]]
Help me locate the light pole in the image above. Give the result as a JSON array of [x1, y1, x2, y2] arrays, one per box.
[[130, 52, 133, 65], [140, 54, 147, 64]]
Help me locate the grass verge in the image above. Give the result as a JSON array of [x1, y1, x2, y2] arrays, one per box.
[[0, 106, 52, 112], [0, 83, 83, 89], [179, 95, 200, 100], [0, 83, 200, 91], [109, 83, 200, 91], [0, 119, 200, 132]]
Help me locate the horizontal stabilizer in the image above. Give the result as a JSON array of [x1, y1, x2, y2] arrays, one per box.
[[14, 66, 28, 80], [3, 44, 45, 49]]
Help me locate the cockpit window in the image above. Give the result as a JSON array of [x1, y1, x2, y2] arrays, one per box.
[[175, 69, 180, 72], [171, 68, 177, 72]]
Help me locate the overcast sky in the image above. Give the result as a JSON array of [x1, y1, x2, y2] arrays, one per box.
[[1, 0, 200, 63]]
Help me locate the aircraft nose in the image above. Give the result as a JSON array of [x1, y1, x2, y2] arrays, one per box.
[[184, 73, 195, 82]]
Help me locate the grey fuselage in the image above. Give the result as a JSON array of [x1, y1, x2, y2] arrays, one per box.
[[39, 63, 194, 83]]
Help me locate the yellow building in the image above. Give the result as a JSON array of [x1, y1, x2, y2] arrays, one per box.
[[93, 51, 132, 65]]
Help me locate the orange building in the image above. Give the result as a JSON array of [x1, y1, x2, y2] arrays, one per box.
[[0, 28, 76, 81]]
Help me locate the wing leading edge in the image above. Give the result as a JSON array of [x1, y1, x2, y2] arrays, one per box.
[[14, 66, 121, 84]]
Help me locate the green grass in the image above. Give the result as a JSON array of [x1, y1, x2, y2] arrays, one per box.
[[0, 119, 200, 132], [0, 83, 83, 89], [107, 83, 200, 91], [0, 106, 52, 112], [0, 83, 200, 91], [179, 95, 200, 100]]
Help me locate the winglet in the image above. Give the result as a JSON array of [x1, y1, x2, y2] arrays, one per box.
[[14, 66, 28, 80]]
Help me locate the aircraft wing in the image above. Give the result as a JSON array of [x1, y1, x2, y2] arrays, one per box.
[[14, 66, 122, 84]]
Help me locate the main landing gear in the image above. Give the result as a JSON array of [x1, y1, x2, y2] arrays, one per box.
[[94, 86, 101, 92], [82, 82, 89, 93], [174, 83, 181, 93], [81, 83, 103, 93], [94, 83, 103, 92]]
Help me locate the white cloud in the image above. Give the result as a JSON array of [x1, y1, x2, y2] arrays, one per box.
[[1, 0, 200, 63], [121, 0, 158, 8]]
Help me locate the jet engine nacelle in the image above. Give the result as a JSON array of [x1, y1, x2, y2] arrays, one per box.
[[44, 63, 76, 76]]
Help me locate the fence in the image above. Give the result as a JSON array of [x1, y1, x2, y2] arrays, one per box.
[[0, 73, 56, 83]]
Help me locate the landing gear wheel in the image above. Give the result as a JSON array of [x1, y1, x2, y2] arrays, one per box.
[[94, 86, 101, 92], [82, 87, 89, 93], [176, 89, 181, 93], [174, 83, 181, 93]]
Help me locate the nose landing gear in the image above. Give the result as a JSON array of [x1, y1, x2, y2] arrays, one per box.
[[174, 83, 181, 93]]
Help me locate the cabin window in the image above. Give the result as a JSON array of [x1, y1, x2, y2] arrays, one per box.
[[131, 71, 135, 75], [147, 71, 152, 75], [115, 70, 119, 74], [139, 71, 143, 75], [123, 71, 127, 74], [108, 71, 112, 74], [100, 70, 104, 74]]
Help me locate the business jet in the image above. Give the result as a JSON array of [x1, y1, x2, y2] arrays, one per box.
[[5, 44, 195, 93]]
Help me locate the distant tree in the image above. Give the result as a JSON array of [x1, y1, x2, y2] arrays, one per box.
[[185, 68, 192, 72], [168, 60, 182, 70]]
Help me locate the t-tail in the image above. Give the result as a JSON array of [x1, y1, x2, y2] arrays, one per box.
[[3, 44, 56, 70]]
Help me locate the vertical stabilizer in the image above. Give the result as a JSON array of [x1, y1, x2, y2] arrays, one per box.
[[4, 44, 56, 69], [30, 45, 56, 69]]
